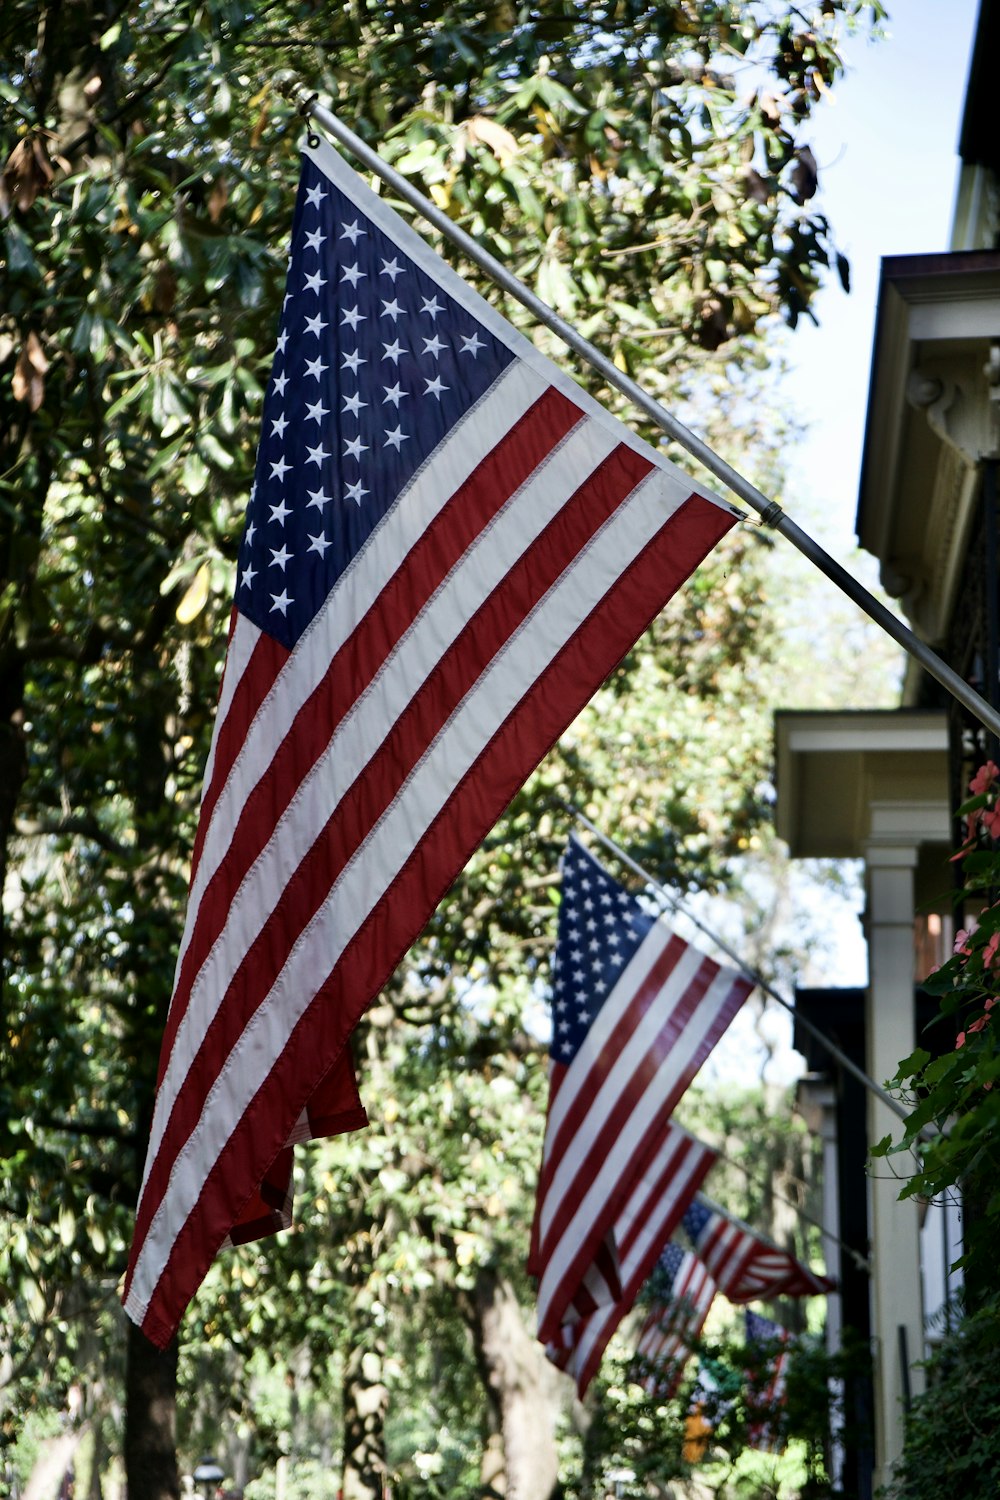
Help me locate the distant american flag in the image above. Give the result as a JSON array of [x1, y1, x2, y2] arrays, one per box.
[[632, 1242, 717, 1399], [123, 136, 739, 1345], [683, 1195, 834, 1303], [745, 1308, 791, 1453], [529, 836, 751, 1345], [544, 1119, 717, 1397]]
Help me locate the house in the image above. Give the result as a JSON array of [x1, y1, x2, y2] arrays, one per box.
[[773, 1, 1000, 1490]]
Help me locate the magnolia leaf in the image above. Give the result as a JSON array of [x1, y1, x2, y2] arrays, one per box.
[[175, 562, 211, 624]]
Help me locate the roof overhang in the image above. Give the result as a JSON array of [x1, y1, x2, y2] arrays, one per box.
[[856, 252, 1000, 644], [774, 708, 950, 860]]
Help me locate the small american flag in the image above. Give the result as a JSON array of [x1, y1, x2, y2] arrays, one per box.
[[123, 136, 739, 1346], [682, 1195, 834, 1303], [529, 836, 752, 1345], [744, 1308, 791, 1453], [632, 1242, 717, 1399], [544, 1119, 717, 1397]]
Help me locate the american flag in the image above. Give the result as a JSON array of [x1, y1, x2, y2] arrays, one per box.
[[122, 137, 740, 1346], [529, 836, 752, 1345], [544, 1119, 718, 1397], [744, 1308, 790, 1453], [631, 1242, 717, 1399], [682, 1195, 834, 1303]]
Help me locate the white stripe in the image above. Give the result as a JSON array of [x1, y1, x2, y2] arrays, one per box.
[[172, 359, 547, 982], [198, 612, 262, 799], [128, 462, 679, 1320], [305, 137, 736, 517], [144, 416, 622, 1186]]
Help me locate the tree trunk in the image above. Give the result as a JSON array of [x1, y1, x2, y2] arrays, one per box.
[[123, 1320, 179, 1500], [340, 1321, 389, 1500], [473, 1269, 563, 1500], [22, 1424, 88, 1500]]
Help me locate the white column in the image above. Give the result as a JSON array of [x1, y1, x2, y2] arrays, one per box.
[[864, 841, 925, 1488]]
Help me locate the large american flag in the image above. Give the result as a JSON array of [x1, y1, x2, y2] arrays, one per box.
[[631, 1241, 717, 1399], [528, 836, 752, 1345], [744, 1308, 791, 1453], [544, 1119, 717, 1397], [682, 1195, 834, 1303], [122, 137, 740, 1345]]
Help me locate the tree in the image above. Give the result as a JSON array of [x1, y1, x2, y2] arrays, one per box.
[[2, 2, 884, 1496]]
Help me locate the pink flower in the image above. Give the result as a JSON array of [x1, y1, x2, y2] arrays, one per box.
[[983, 807, 1000, 840], [969, 1014, 990, 1034], [970, 762, 1000, 796], [957, 1031, 967, 1049], [986, 933, 1000, 970], [986, 997, 998, 1012], [954, 927, 975, 956]]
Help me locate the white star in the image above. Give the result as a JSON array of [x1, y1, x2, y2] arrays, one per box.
[[382, 339, 406, 363], [342, 307, 365, 331], [305, 354, 328, 380], [305, 312, 328, 337], [305, 184, 326, 209], [340, 219, 365, 244], [269, 496, 291, 525], [383, 425, 409, 451], [460, 330, 485, 357], [306, 441, 330, 466], [307, 531, 332, 558], [341, 263, 365, 287], [342, 350, 365, 374], [269, 543, 292, 570], [342, 391, 367, 416], [344, 434, 368, 459], [245, 520, 256, 546], [380, 257, 404, 282], [276, 329, 288, 353], [422, 332, 446, 358], [382, 382, 405, 407], [380, 298, 403, 321], [304, 226, 325, 252], [271, 413, 288, 438], [269, 456, 290, 481], [306, 487, 332, 511], [272, 372, 289, 396], [240, 563, 257, 589], [304, 268, 327, 294], [424, 375, 449, 399], [270, 589, 293, 614], [305, 398, 329, 423], [345, 479, 368, 505], [421, 295, 444, 319]]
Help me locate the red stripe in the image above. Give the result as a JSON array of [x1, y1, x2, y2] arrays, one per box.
[[162, 388, 581, 1079], [189, 625, 289, 882], [137, 490, 735, 1345], [131, 441, 656, 1277]]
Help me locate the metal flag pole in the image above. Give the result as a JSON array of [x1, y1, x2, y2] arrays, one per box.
[[564, 802, 924, 1133], [288, 86, 1000, 744]]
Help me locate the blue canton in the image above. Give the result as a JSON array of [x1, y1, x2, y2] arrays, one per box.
[[550, 835, 653, 1065], [682, 1199, 712, 1245], [236, 155, 516, 650], [648, 1240, 687, 1300]]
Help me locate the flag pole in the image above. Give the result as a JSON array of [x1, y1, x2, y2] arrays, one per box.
[[563, 802, 925, 1134], [288, 87, 1000, 745]]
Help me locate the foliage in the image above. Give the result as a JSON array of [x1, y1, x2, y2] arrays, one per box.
[[889, 1295, 1000, 1500], [1, 0, 882, 1491], [871, 760, 1000, 1284]]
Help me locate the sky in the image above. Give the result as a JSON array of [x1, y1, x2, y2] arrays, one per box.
[[702, 0, 981, 1085]]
